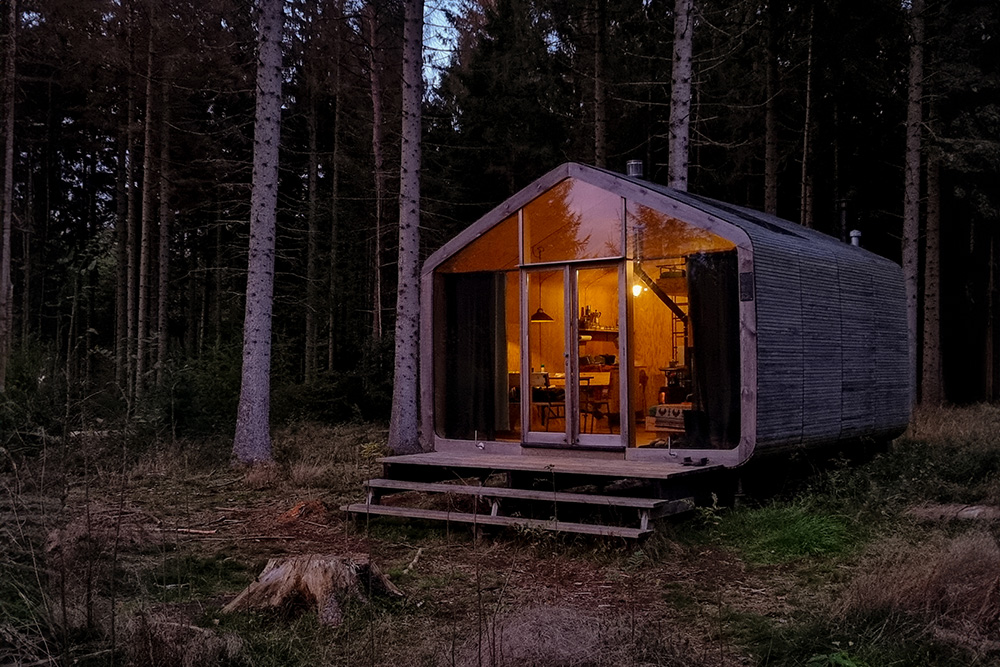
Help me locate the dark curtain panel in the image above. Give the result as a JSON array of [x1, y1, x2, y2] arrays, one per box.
[[442, 273, 506, 439], [687, 251, 741, 447]]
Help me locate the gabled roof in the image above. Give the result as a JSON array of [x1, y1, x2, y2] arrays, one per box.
[[424, 162, 899, 275]]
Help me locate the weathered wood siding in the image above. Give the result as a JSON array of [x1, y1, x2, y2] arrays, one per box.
[[668, 194, 911, 451]]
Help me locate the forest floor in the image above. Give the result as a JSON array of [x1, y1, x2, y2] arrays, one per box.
[[3, 407, 1000, 667]]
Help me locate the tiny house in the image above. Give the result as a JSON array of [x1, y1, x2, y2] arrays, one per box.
[[346, 163, 911, 537], [420, 162, 911, 465]]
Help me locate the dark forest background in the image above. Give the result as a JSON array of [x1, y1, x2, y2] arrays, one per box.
[[0, 0, 997, 438]]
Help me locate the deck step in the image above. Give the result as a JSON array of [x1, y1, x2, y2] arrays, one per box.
[[364, 478, 694, 517], [342, 503, 651, 539]]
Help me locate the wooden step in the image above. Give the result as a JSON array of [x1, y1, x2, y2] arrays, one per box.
[[342, 503, 651, 539], [364, 478, 694, 516]]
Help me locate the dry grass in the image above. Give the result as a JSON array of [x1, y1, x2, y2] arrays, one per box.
[[839, 531, 1000, 652], [242, 461, 284, 489], [124, 609, 244, 667], [272, 422, 386, 497], [910, 404, 1000, 450], [452, 604, 728, 667]]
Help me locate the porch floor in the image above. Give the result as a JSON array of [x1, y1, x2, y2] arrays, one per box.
[[378, 451, 721, 481]]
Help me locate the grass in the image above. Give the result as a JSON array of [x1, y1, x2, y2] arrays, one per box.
[[713, 503, 854, 564], [3, 406, 1000, 665], [144, 553, 254, 602], [721, 606, 974, 667]]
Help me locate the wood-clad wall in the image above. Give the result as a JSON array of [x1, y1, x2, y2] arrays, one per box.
[[739, 212, 910, 450]]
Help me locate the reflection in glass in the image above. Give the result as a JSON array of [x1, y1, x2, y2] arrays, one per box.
[[438, 214, 520, 273], [627, 201, 735, 260], [434, 215, 521, 440], [524, 179, 622, 263]]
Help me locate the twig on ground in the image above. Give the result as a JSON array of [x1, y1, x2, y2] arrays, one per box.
[[403, 547, 424, 574], [156, 527, 218, 535]]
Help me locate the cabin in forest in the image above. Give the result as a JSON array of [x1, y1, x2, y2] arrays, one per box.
[[346, 163, 911, 537]]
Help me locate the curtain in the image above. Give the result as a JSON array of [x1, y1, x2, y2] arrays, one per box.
[[442, 273, 507, 439], [687, 251, 741, 447]]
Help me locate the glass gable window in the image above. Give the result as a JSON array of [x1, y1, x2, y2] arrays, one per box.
[[435, 215, 521, 441], [524, 179, 622, 263], [433, 186, 744, 451]]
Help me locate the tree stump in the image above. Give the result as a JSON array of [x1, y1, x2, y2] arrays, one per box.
[[221, 554, 403, 626]]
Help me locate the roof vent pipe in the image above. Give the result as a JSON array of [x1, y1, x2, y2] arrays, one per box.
[[849, 229, 862, 247], [626, 160, 644, 179]]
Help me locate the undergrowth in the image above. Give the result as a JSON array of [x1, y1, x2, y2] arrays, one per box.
[[2, 405, 1000, 666]]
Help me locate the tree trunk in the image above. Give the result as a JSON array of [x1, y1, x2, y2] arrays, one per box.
[[366, 3, 385, 341], [84, 149, 97, 393], [592, 0, 607, 169], [328, 2, 343, 372], [233, 0, 283, 465], [902, 0, 923, 411], [921, 151, 942, 405], [799, 5, 814, 228], [115, 112, 129, 389], [212, 201, 222, 350], [64, 271, 79, 430], [988, 232, 999, 401], [20, 147, 29, 349], [136, 35, 157, 400], [0, 0, 16, 393], [125, 17, 140, 401], [156, 66, 171, 386], [305, 84, 318, 384], [668, 0, 693, 191], [763, 0, 778, 216], [388, 0, 423, 455]]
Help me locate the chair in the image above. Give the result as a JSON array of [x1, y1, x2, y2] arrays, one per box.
[[529, 372, 564, 430]]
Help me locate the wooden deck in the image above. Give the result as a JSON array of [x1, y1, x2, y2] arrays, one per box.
[[342, 450, 724, 539], [378, 451, 722, 481]]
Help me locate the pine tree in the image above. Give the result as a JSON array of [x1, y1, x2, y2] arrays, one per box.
[[0, 0, 15, 393], [388, 0, 423, 455], [234, 0, 284, 465], [902, 0, 923, 409], [668, 0, 694, 191]]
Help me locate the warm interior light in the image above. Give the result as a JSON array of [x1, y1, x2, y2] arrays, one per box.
[[530, 307, 554, 322], [632, 283, 643, 297]]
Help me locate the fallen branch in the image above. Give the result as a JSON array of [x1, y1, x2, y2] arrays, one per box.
[[403, 547, 423, 574], [156, 528, 218, 535]]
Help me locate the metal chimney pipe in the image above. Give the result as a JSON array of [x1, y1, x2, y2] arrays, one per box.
[[849, 229, 862, 247], [626, 160, 644, 179]]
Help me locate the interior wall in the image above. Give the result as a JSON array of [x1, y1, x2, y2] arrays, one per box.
[[631, 293, 684, 412], [530, 276, 566, 373]]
